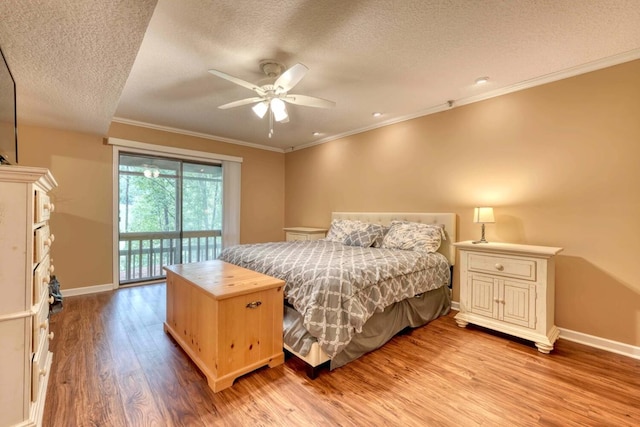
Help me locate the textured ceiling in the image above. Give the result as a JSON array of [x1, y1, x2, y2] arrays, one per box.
[[1, 0, 640, 152], [0, 0, 157, 135]]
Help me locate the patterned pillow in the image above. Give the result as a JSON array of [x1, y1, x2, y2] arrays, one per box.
[[368, 224, 388, 248], [381, 220, 444, 253], [325, 219, 368, 243], [343, 226, 384, 247]]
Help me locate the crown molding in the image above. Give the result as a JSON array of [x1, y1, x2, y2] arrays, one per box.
[[292, 49, 640, 152], [111, 117, 286, 153]]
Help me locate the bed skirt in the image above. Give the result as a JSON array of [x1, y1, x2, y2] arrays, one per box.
[[284, 285, 451, 371]]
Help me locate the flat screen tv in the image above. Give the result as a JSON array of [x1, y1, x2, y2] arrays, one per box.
[[0, 45, 17, 165]]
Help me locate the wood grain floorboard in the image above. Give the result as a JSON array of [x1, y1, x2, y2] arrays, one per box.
[[43, 283, 639, 426]]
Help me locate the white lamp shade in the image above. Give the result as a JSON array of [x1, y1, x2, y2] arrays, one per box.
[[252, 101, 268, 118], [473, 207, 495, 224], [270, 98, 288, 122]]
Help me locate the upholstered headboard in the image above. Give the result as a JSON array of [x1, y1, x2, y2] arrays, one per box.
[[331, 212, 458, 265]]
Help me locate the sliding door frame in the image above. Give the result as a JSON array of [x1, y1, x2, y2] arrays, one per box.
[[108, 137, 242, 289]]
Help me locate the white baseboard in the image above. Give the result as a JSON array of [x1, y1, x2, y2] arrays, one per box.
[[558, 328, 640, 360], [449, 301, 639, 360], [62, 283, 114, 297]]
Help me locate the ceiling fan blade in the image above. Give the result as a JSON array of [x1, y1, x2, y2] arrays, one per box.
[[218, 97, 263, 109], [283, 94, 336, 109], [274, 63, 308, 93], [208, 69, 266, 96]]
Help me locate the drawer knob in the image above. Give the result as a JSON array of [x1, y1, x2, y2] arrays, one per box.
[[40, 320, 48, 330], [49, 264, 55, 274], [50, 234, 55, 242], [44, 238, 52, 247], [39, 368, 47, 377], [48, 332, 55, 340], [48, 296, 55, 305], [246, 301, 262, 309], [494, 263, 504, 271]]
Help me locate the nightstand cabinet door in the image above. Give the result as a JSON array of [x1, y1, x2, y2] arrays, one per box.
[[454, 241, 562, 353], [468, 274, 536, 329], [501, 279, 536, 329], [468, 274, 499, 319]]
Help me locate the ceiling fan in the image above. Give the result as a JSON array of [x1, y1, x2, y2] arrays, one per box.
[[208, 61, 335, 138]]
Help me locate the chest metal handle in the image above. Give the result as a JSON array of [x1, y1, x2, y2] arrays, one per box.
[[246, 301, 262, 309]]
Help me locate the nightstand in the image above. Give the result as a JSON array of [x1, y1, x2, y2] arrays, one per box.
[[454, 241, 563, 353], [283, 227, 327, 242]]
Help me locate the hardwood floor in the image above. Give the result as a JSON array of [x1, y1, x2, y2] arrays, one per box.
[[43, 283, 639, 426]]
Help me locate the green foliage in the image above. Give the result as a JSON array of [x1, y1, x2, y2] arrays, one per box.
[[119, 156, 222, 234]]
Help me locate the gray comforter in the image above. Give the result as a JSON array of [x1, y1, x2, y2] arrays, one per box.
[[218, 240, 450, 358]]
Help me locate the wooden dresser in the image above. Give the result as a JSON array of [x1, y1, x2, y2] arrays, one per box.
[[454, 241, 563, 353], [0, 166, 57, 427], [164, 260, 284, 392]]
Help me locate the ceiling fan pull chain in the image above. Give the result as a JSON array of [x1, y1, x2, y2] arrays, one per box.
[[268, 109, 274, 138]]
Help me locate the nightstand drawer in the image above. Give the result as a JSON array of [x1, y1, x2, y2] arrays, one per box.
[[467, 253, 537, 281], [286, 232, 310, 241], [284, 227, 327, 242]]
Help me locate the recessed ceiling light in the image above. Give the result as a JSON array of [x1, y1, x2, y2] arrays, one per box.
[[372, 112, 382, 117], [312, 132, 320, 136], [475, 76, 489, 85]]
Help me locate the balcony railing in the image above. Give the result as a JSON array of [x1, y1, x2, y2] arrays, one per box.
[[119, 230, 222, 284]]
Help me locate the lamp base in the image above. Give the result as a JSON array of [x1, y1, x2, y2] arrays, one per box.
[[472, 239, 489, 244], [472, 224, 489, 244]]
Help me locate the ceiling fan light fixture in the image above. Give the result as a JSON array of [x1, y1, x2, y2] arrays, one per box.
[[271, 98, 288, 122], [252, 101, 269, 118]]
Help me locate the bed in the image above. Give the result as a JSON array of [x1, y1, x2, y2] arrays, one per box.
[[218, 212, 456, 376]]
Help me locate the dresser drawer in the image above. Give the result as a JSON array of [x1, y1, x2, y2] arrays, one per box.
[[32, 293, 50, 353], [31, 325, 50, 402], [34, 225, 53, 263], [467, 253, 537, 281], [35, 190, 54, 223], [33, 256, 52, 304]]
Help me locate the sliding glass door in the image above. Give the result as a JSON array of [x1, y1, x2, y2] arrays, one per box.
[[118, 153, 222, 284]]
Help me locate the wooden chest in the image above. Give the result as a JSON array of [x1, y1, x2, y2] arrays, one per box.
[[164, 260, 284, 392]]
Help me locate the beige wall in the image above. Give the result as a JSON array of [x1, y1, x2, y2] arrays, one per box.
[[284, 60, 640, 347], [19, 126, 113, 291], [19, 122, 285, 290]]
